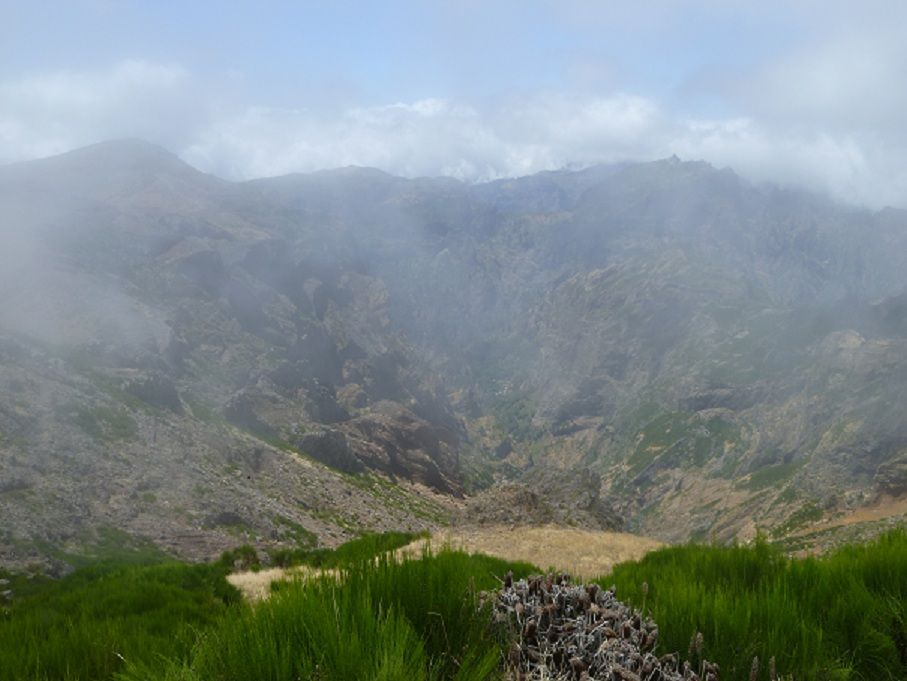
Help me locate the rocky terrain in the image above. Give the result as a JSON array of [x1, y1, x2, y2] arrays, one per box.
[[3, 140, 907, 570]]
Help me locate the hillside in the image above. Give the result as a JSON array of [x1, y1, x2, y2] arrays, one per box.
[[3, 141, 907, 569]]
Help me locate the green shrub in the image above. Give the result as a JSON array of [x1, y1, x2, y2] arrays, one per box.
[[218, 544, 260, 571]]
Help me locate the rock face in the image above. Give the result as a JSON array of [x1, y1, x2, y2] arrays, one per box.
[[347, 402, 463, 496], [0, 142, 467, 572]]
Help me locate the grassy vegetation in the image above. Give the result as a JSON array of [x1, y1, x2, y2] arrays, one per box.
[[133, 551, 536, 681], [489, 390, 540, 442], [0, 533, 526, 681], [625, 410, 743, 477], [58, 403, 138, 442], [268, 530, 423, 569], [346, 472, 452, 524], [4, 529, 907, 681], [31, 527, 170, 570], [0, 561, 238, 681], [606, 529, 907, 681], [771, 501, 825, 538], [271, 513, 319, 547], [738, 461, 804, 491]]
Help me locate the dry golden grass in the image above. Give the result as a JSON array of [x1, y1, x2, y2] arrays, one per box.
[[399, 524, 664, 580], [228, 525, 663, 601], [227, 565, 337, 602]]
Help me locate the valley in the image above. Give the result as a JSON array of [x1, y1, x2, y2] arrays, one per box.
[[3, 141, 907, 572]]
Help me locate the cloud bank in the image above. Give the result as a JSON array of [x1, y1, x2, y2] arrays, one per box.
[[2, 38, 907, 210]]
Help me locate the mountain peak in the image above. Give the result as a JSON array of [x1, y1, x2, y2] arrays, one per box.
[[34, 139, 202, 177], [1, 139, 225, 200]]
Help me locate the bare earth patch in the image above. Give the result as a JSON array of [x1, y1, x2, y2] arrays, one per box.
[[400, 524, 664, 579]]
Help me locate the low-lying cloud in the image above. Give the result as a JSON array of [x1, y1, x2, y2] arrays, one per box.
[[0, 60, 205, 162], [181, 93, 664, 183], [3, 46, 907, 210]]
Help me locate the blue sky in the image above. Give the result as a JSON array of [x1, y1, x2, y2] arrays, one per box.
[[2, 1, 907, 207], [0, 2, 796, 107]]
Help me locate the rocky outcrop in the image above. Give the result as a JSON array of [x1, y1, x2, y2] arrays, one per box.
[[123, 372, 184, 414], [223, 390, 279, 437], [680, 385, 760, 412], [462, 483, 556, 526], [875, 454, 907, 497], [347, 402, 462, 495], [296, 429, 364, 474], [462, 470, 622, 530], [526, 469, 622, 530]]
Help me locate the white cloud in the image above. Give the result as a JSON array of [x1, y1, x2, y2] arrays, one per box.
[[734, 30, 907, 134], [672, 119, 879, 203], [183, 93, 664, 183], [0, 60, 204, 162], [3, 52, 907, 209]]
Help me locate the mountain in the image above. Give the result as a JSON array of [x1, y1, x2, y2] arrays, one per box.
[[3, 141, 907, 571]]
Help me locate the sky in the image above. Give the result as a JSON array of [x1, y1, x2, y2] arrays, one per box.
[[2, 1, 907, 207]]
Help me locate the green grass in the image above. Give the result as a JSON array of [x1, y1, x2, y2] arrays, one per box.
[[5, 530, 907, 681], [0, 532, 439, 681], [606, 529, 907, 680], [126, 550, 536, 681], [0, 561, 239, 681], [268, 530, 424, 568]]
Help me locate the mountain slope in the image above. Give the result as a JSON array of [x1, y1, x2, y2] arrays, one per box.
[[3, 141, 907, 570], [0, 142, 464, 573]]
